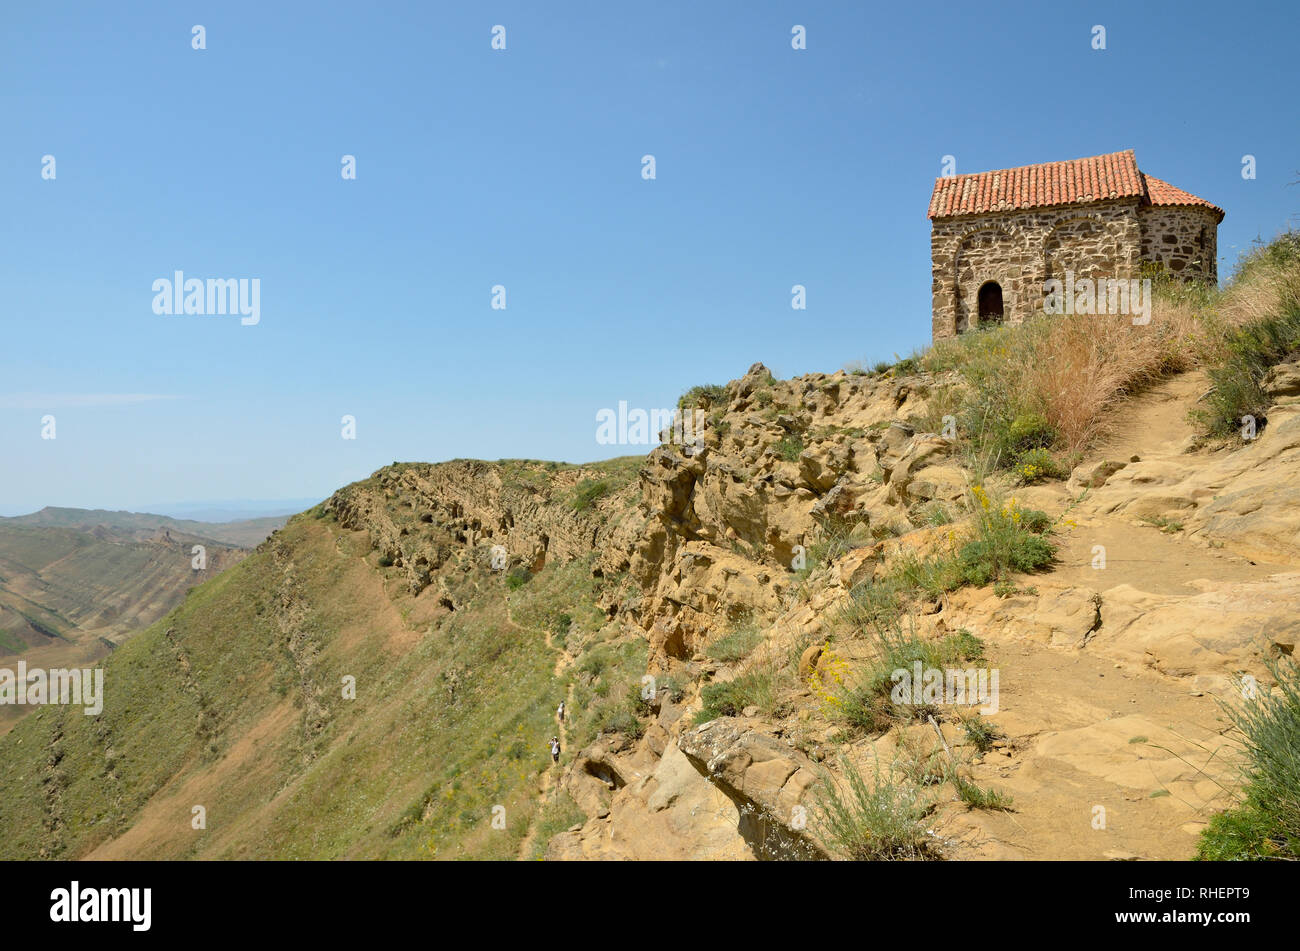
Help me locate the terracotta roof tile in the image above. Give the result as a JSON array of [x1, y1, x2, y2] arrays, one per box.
[[927, 150, 1221, 221], [1140, 172, 1225, 221]]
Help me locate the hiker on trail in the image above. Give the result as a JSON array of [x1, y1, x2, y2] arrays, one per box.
[[549, 736, 561, 764], [556, 700, 565, 722]]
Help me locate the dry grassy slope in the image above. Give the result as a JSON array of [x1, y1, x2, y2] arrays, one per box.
[[0, 458, 646, 860]]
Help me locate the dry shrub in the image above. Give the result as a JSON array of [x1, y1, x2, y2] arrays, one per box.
[[1025, 310, 1191, 453]]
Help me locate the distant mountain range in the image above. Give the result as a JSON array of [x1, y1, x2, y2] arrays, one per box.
[[130, 499, 323, 523], [3, 506, 295, 548]]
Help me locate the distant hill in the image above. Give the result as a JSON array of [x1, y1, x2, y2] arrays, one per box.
[[0, 507, 291, 734], [3, 506, 290, 549]]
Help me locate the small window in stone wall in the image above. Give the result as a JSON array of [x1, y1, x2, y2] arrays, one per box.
[[977, 281, 1004, 325]]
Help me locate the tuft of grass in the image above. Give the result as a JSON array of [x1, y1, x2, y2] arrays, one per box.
[[1011, 447, 1066, 485], [919, 502, 953, 527], [888, 487, 1056, 600], [959, 713, 1002, 753], [1197, 654, 1300, 860], [1188, 232, 1300, 438], [1140, 515, 1184, 534], [953, 775, 1014, 811], [528, 790, 587, 860], [812, 626, 986, 732], [775, 435, 805, 462], [811, 755, 937, 860], [705, 617, 763, 663], [793, 518, 862, 581], [1195, 298, 1300, 437], [678, 383, 728, 411], [694, 672, 774, 724]]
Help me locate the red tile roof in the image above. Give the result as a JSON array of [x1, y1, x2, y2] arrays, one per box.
[[1140, 173, 1225, 220], [927, 150, 1222, 221]]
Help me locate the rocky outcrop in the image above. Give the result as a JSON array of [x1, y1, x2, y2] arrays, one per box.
[[624, 363, 952, 657], [324, 460, 645, 597], [676, 718, 823, 860]]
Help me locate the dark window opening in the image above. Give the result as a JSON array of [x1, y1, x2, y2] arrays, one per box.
[[977, 281, 1004, 324]]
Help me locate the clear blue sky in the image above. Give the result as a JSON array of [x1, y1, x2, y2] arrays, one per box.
[[2, 0, 1297, 516]]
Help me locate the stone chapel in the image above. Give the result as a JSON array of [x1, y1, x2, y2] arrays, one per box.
[[928, 149, 1223, 340]]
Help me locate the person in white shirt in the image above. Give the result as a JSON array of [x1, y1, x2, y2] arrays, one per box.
[[549, 736, 560, 763]]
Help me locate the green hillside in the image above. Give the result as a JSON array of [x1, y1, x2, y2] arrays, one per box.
[[0, 463, 643, 860]]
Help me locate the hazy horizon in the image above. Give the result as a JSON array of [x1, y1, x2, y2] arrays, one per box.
[[0, 497, 325, 521]]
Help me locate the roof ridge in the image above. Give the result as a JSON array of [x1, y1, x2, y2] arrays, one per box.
[[932, 149, 1136, 186], [1139, 171, 1225, 220], [928, 150, 1220, 220]]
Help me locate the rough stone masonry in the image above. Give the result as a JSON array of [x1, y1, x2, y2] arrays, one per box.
[[928, 149, 1223, 340]]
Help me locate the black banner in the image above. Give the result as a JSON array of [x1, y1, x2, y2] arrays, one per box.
[[6, 859, 1280, 938]]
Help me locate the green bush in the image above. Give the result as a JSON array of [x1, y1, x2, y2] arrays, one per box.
[[678, 384, 728, 411], [817, 627, 986, 732], [1197, 655, 1300, 860], [960, 713, 1002, 753], [527, 791, 587, 860], [1195, 295, 1300, 438], [570, 479, 611, 512], [953, 775, 1014, 811], [1011, 447, 1066, 485], [695, 672, 774, 723], [776, 436, 805, 462], [1007, 413, 1056, 452]]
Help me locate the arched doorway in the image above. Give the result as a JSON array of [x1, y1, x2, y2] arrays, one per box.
[[977, 281, 1004, 324]]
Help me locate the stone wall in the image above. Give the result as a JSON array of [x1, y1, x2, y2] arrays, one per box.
[[1139, 206, 1219, 283], [930, 201, 1143, 340]]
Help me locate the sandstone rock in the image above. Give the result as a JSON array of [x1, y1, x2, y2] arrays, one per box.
[[798, 643, 824, 681], [1262, 359, 1300, 403], [1070, 459, 1128, 489], [677, 718, 824, 859], [904, 464, 967, 503]]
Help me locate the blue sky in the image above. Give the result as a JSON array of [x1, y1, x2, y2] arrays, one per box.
[[2, 0, 1297, 516]]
